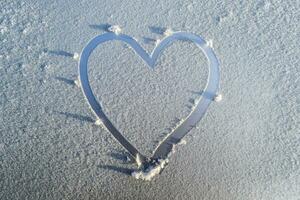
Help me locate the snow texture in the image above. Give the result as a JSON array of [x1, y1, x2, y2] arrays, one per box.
[[0, 0, 299, 199]]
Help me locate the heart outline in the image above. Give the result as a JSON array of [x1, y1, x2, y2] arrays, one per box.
[[78, 32, 220, 166]]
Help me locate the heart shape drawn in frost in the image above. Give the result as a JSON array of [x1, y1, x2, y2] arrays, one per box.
[[78, 31, 220, 180]]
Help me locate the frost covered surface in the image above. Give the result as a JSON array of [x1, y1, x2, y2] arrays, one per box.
[[132, 159, 169, 181], [1, 0, 300, 199]]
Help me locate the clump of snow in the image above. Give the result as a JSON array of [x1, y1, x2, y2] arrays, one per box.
[[73, 52, 80, 61], [94, 119, 109, 131], [94, 119, 102, 126], [155, 39, 161, 46], [163, 28, 173, 36], [74, 77, 81, 87], [132, 159, 169, 181], [108, 25, 122, 35], [178, 139, 187, 145], [214, 93, 223, 102], [178, 118, 185, 124], [206, 39, 213, 48], [194, 98, 201, 105], [191, 97, 201, 110], [171, 144, 176, 154], [168, 139, 187, 157], [136, 154, 143, 168]]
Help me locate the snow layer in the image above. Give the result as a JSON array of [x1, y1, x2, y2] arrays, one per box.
[[0, 0, 299, 199]]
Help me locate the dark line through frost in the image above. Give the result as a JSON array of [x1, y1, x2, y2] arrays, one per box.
[[78, 32, 220, 165]]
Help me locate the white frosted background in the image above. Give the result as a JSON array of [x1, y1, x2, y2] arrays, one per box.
[[0, 0, 299, 199]]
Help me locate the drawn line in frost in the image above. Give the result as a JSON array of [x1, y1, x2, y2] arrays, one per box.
[[78, 26, 221, 181]]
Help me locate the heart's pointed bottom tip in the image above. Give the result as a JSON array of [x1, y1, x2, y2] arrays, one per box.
[[131, 159, 169, 181]]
